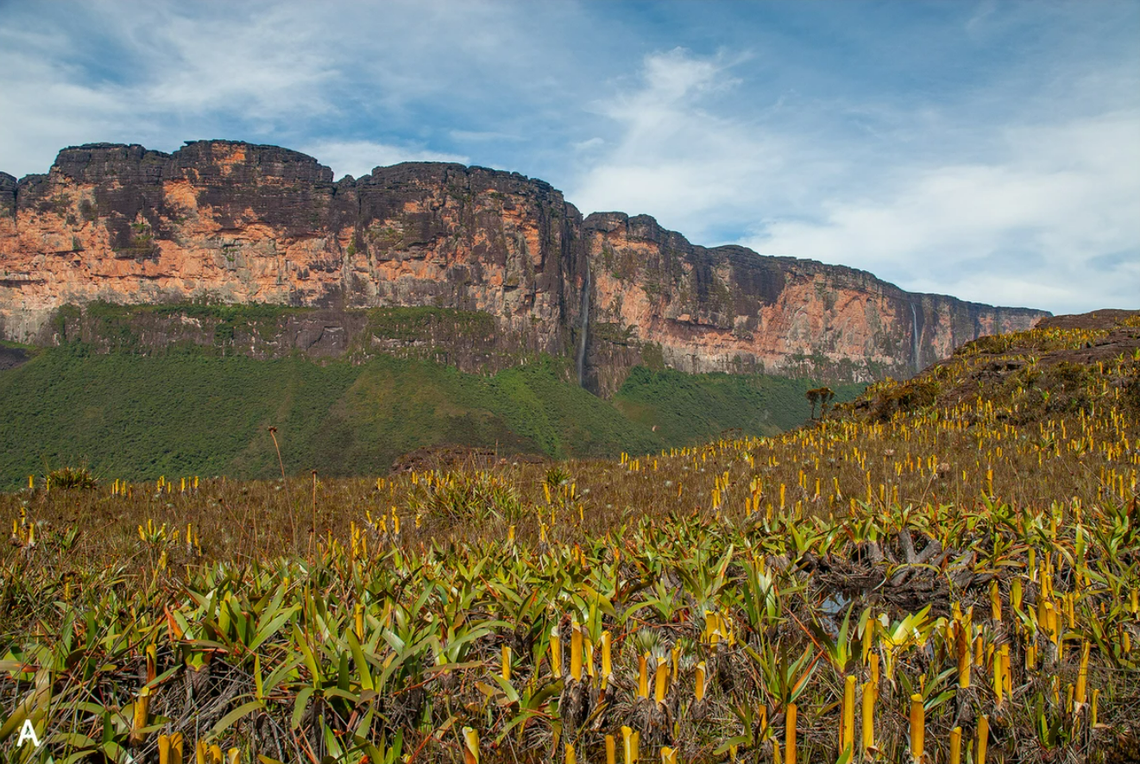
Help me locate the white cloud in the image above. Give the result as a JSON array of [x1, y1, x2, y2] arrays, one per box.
[[569, 45, 1139, 314], [744, 112, 1140, 313], [299, 140, 468, 180], [570, 49, 798, 240]]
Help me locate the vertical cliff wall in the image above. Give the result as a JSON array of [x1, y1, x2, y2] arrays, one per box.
[[0, 141, 1048, 394]]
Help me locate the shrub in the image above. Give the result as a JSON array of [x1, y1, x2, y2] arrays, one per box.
[[45, 466, 98, 490]]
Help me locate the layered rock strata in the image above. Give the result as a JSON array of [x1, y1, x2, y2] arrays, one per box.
[[0, 141, 1048, 394]]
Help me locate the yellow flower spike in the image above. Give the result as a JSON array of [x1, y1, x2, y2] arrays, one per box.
[[949, 726, 962, 764], [606, 735, 616, 764], [550, 626, 562, 678], [159, 735, 173, 764], [622, 726, 637, 764], [1076, 641, 1090, 705], [502, 644, 512, 682], [993, 647, 1003, 705], [861, 680, 875, 754], [637, 653, 649, 699], [654, 657, 668, 705], [1001, 644, 1012, 698], [862, 616, 874, 664], [977, 715, 989, 764], [840, 675, 855, 755], [910, 693, 925, 763], [130, 685, 151, 745], [695, 661, 706, 702], [570, 623, 583, 682], [785, 703, 797, 764], [462, 726, 479, 764], [601, 630, 612, 684]]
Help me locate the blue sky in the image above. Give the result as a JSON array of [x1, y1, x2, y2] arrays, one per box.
[[1, 1, 1136, 314]]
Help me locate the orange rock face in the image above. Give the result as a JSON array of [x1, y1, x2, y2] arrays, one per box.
[[0, 141, 1048, 394]]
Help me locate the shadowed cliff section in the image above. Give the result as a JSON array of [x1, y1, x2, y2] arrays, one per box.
[[0, 141, 1049, 392]]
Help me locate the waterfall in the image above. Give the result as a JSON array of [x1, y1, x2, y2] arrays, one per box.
[[911, 303, 920, 373], [576, 262, 590, 387]]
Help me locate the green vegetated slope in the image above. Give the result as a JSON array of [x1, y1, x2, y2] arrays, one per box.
[[0, 345, 861, 489], [613, 366, 864, 443]]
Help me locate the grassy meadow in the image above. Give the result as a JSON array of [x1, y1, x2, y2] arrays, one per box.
[[0, 312, 1138, 763]]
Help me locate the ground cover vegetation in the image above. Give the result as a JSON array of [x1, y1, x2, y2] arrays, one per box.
[[0, 311, 1137, 763], [0, 339, 862, 491]]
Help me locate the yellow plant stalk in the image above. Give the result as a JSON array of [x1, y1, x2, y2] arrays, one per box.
[[695, 661, 706, 702], [841, 675, 855, 755], [622, 725, 639, 764], [1076, 641, 1090, 705], [861, 681, 875, 754], [159, 734, 181, 764], [949, 726, 961, 764], [463, 726, 479, 764], [585, 637, 596, 678], [862, 616, 874, 664], [956, 622, 970, 688], [570, 624, 583, 682], [977, 716, 989, 764], [130, 685, 151, 746], [869, 652, 880, 698], [910, 693, 925, 762], [502, 644, 511, 682], [990, 580, 1001, 622], [654, 657, 668, 705], [786, 702, 797, 764], [1091, 688, 1100, 727], [992, 648, 1003, 705], [602, 630, 613, 687], [638, 654, 649, 699], [606, 735, 616, 764], [1001, 644, 1012, 698], [550, 626, 562, 678]]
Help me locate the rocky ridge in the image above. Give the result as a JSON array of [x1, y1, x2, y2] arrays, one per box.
[[0, 141, 1048, 394]]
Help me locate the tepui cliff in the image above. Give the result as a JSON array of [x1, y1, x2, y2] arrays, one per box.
[[0, 141, 1049, 394]]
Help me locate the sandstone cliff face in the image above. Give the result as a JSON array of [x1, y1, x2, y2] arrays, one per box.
[[579, 212, 1045, 391], [0, 141, 1047, 394]]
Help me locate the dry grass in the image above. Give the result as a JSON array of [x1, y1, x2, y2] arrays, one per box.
[[1, 312, 1137, 763]]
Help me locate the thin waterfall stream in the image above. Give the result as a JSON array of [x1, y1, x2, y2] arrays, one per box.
[[577, 262, 590, 387], [911, 303, 920, 373]]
